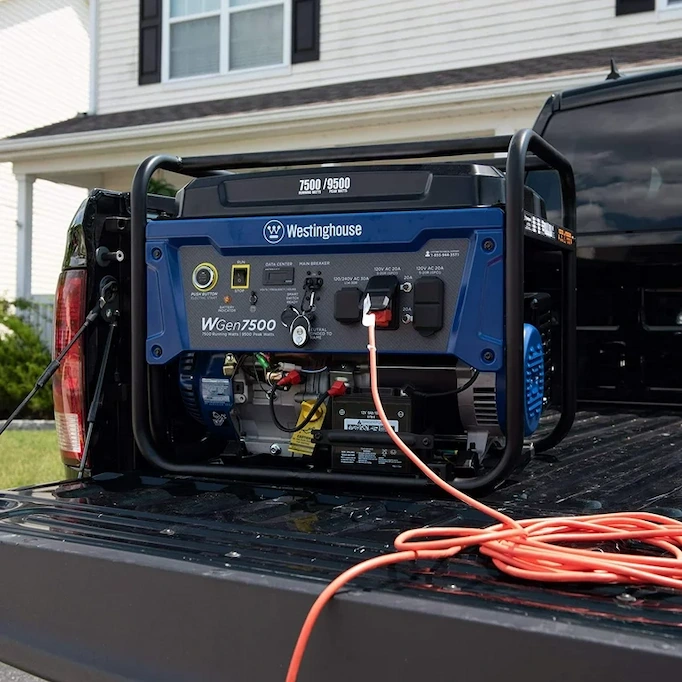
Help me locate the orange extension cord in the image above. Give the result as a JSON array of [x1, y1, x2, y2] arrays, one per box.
[[285, 313, 682, 682]]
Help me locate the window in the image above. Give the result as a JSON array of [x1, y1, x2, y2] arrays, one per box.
[[164, 0, 289, 80], [615, 0, 654, 14], [527, 89, 682, 234]]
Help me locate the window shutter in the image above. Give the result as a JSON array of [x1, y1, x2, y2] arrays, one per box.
[[615, 0, 656, 15], [291, 0, 320, 64], [139, 0, 162, 84]]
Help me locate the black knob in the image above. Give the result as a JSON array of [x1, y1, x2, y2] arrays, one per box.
[[280, 307, 297, 327], [291, 315, 311, 348], [249, 291, 258, 305]]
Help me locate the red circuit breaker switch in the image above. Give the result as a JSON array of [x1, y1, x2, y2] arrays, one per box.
[[374, 309, 393, 328]]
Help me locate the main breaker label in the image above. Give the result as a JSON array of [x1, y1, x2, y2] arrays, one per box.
[[343, 418, 399, 432]]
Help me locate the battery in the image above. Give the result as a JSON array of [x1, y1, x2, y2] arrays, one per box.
[[330, 395, 412, 474]]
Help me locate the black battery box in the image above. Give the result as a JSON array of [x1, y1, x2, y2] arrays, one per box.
[[330, 395, 412, 474]]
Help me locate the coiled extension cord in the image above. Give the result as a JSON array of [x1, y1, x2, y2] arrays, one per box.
[[285, 311, 682, 682]]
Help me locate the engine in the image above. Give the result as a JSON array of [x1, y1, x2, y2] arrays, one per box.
[[178, 320, 548, 479]]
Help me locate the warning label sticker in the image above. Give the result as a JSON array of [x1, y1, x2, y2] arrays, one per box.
[[337, 448, 406, 470], [289, 400, 327, 456], [343, 418, 398, 432]]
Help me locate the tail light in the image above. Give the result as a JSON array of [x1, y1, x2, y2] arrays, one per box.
[[53, 270, 87, 465]]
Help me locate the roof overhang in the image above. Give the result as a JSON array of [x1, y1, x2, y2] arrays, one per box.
[[0, 63, 677, 183]]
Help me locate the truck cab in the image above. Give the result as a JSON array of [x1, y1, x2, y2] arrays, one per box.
[[529, 65, 682, 405]]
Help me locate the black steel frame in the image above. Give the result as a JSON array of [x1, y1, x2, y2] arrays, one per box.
[[130, 129, 576, 491]]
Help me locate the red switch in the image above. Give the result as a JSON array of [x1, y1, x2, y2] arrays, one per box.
[[374, 309, 393, 327]]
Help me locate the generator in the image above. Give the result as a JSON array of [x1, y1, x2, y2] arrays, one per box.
[[131, 130, 576, 491]]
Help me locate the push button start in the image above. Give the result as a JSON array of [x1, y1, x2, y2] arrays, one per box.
[[192, 263, 218, 291]]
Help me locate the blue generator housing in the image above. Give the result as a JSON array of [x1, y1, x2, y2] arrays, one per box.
[[131, 131, 576, 490]]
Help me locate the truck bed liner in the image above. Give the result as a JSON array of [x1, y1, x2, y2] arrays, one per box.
[[1, 409, 681, 681]]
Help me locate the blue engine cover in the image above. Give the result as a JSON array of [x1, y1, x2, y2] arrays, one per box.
[[146, 208, 505, 371], [522, 323, 546, 435], [496, 323, 545, 437], [178, 352, 237, 434]]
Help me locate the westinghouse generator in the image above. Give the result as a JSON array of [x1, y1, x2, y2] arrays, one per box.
[[130, 130, 576, 491]]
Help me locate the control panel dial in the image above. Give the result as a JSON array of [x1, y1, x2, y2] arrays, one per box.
[[291, 315, 312, 348]]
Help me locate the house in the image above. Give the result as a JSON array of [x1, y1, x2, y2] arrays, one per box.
[[0, 0, 90, 302], [2, 0, 682, 307]]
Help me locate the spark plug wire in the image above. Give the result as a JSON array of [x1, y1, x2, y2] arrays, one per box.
[[285, 311, 682, 682]]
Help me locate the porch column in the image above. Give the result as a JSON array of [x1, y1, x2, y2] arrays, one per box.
[[15, 174, 34, 300], [495, 124, 517, 158]]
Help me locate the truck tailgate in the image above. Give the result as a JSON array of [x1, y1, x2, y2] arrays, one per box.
[[0, 409, 681, 682]]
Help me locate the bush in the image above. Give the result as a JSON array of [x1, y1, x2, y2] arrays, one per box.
[[149, 176, 177, 197], [0, 300, 53, 419]]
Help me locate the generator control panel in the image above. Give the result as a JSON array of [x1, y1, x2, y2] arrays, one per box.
[[146, 207, 506, 370]]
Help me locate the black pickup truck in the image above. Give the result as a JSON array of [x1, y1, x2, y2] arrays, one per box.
[[2, 66, 682, 682]]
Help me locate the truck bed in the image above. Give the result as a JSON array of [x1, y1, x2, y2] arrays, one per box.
[[1, 409, 682, 682]]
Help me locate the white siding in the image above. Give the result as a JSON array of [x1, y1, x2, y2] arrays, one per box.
[[31, 179, 87, 295], [0, 0, 90, 298], [97, 0, 682, 115]]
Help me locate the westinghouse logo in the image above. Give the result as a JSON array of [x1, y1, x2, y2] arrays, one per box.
[[263, 220, 285, 244], [263, 219, 362, 244]]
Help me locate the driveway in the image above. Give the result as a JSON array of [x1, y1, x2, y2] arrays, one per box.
[[0, 664, 43, 681]]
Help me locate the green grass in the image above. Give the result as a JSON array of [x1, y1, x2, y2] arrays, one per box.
[[0, 430, 65, 488]]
